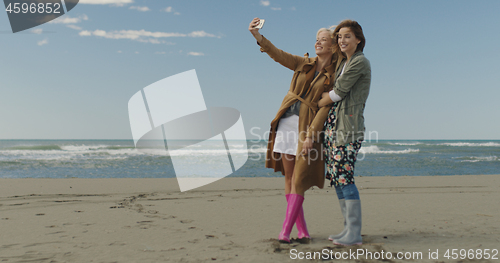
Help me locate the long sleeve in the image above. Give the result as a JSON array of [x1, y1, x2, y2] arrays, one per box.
[[329, 89, 342, 102], [257, 35, 306, 71], [306, 106, 330, 141], [332, 56, 369, 98]]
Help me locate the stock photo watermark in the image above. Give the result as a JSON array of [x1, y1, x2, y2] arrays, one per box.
[[289, 248, 499, 261], [4, 0, 79, 33], [248, 127, 380, 163], [128, 69, 248, 192]]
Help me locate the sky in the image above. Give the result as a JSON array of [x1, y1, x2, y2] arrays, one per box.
[[1, 0, 499, 140]]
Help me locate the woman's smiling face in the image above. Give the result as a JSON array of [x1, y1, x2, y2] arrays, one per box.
[[337, 27, 360, 58], [315, 31, 333, 56]]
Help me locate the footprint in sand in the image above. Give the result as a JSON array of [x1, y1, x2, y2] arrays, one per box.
[[0, 244, 19, 249], [144, 214, 161, 219], [109, 241, 127, 246], [136, 220, 156, 229], [137, 220, 154, 224], [9, 202, 29, 206]]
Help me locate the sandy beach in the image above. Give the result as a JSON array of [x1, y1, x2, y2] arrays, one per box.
[[1, 175, 499, 262]]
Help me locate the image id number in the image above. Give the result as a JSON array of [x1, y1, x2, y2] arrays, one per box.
[[6, 3, 61, 14], [444, 249, 498, 260]]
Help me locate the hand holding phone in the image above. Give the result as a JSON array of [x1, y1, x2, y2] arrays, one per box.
[[254, 19, 265, 29], [249, 18, 264, 42]]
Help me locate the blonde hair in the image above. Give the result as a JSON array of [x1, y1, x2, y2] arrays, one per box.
[[317, 26, 344, 70], [316, 26, 335, 45], [316, 26, 336, 55]]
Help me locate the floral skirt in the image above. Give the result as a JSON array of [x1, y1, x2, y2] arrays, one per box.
[[323, 103, 362, 186]]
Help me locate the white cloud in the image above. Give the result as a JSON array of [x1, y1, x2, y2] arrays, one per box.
[[78, 29, 219, 43], [137, 38, 162, 44], [129, 6, 150, 12], [260, 1, 280, 11], [117, 50, 122, 53], [155, 51, 166, 55], [260, 0, 270, 7], [161, 6, 180, 15], [79, 0, 133, 5], [67, 25, 82, 30], [291, 6, 296, 11], [79, 30, 92, 36], [93, 30, 107, 37], [187, 52, 204, 56], [51, 14, 88, 24], [37, 39, 48, 46], [188, 31, 217, 38], [32, 29, 43, 34]]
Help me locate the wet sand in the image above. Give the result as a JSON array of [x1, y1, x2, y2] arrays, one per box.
[[0, 174, 499, 262]]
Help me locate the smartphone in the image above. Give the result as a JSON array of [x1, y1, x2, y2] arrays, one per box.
[[254, 19, 265, 29]]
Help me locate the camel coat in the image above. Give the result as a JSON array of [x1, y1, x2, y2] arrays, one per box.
[[258, 36, 341, 193]]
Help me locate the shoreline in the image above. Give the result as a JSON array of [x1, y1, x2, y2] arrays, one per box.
[[1, 175, 499, 262]]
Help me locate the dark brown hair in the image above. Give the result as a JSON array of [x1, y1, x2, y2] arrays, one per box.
[[333, 19, 366, 55]]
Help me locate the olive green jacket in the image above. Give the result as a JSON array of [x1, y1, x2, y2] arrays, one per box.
[[332, 51, 371, 146]]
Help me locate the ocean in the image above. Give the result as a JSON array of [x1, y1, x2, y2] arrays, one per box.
[[0, 140, 499, 179]]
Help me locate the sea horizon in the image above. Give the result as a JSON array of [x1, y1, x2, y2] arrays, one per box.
[[1, 139, 499, 179]]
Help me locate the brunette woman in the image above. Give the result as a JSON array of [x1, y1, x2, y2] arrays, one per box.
[[318, 19, 371, 246]]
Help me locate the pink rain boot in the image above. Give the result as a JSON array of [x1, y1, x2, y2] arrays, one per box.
[[286, 194, 310, 243], [279, 194, 304, 243]]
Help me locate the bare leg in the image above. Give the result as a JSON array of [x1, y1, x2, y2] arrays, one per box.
[[290, 171, 305, 196], [281, 153, 295, 194]]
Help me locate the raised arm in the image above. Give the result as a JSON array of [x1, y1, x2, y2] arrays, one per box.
[[249, 17, 263, 43], [248, 17, 305, 71]]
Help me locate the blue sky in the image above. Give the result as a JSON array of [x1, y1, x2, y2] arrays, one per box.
[[1, 0, 499, 140]]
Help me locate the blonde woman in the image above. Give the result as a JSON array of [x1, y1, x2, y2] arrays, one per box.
[[249, 18, 342, 243]]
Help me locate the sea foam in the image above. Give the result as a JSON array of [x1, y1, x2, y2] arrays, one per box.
[[359, 145, 419, 154]]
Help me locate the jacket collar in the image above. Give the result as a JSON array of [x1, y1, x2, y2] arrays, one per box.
[[350, 51, 364, 61], [308, 56, 336, 74], [302, 57, 316, 74], [305, 55, 337, 85], [335, 60, 344, 79], [322, 58, 335, 85], [324, 60, 335, 76]]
